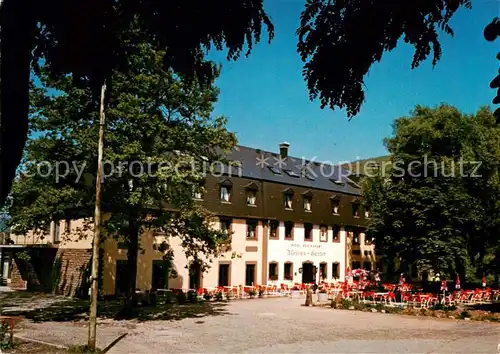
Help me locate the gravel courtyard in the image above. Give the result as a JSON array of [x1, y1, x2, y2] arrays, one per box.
[[15, 297, 500, 353]]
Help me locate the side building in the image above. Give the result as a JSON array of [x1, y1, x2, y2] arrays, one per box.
[[4, 143, 375, 296]]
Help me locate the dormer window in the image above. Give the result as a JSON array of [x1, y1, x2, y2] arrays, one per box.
[[219, 179, 232, 203], [283, 188, 294, 209], [246, 190, 257, 206], [192, 185, 203, 200], [364, 205, 371, 218], [303, 197, 311, 211], [330, 196, 340, 214], [303, 191, 312, 212], [221, 186, 231, 202], [245, 182, 258, 206], [352, 202, 360, 218]]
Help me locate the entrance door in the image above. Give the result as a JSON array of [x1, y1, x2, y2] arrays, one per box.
[[245, 264, 255, 286], [302, 262, 314, 284], [189, 262, 201, 289], [218, 264, 230, 286], [152, 260, 168, 290], [115, 260, 128, 295]]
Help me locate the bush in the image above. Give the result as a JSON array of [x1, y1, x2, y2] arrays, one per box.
[[187, 290, 198, 303], [430, 303, 456, 312], [176, 291, 187, 304], [203, 292, 213, 301], [165, 291, 173, 304], [459, 311, 471, 320], [215, 291, 224, 301], [0, 322, 14, 350]]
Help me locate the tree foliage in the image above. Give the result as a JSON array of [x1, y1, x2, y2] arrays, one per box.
[[0, 0, 273, 205], [363, 104, 500, 281], [8, 38, 235, 310], [2, 0, 482, 204], [297, 0, 472, 117]]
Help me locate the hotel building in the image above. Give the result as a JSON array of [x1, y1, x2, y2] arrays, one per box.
[[3, 143, 374, 296]]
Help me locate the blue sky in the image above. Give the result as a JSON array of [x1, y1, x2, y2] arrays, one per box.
[[208, 0, 500, 164]]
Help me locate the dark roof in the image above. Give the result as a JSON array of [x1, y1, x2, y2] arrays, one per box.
[[217, 145, 361, 196]]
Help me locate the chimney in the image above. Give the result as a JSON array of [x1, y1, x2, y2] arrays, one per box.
[[279, 142, 290, 159]]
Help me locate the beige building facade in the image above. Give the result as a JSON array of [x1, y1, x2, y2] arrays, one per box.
[[5, 143, 374, 296]]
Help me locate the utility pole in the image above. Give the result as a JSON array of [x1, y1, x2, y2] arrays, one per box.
[[88, 82, 106, 350]]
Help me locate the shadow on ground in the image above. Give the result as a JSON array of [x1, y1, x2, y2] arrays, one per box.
[[467, 302, 500, 313], [0, 292, 230, 323]]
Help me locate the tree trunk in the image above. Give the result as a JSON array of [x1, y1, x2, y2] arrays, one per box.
[[0, 0, 36, 204], [121, 218, 139, 317], [304, 285, 313, 306]]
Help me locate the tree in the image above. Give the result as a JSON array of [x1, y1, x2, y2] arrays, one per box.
[[1, 0, 481, 204], [8, 38, 235, 314], [0, 0, 273, 205], [363, 104, 500, 282]]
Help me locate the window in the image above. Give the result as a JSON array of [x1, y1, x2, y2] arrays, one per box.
[[269, 220, 279, 239], [363, 262, 372, 271], [246, 219, 258, 240], [218, 264, 230, 286], [246, 189, 257, 206], [220, 185, 231, 202], [283, 169, 300, 178], [320, 224, 328, 242], [319, 262, 327, 280], [115, 260, 129, 295], [303, 196, 312, 211], [269, 262, 278, 281], [65, 219, 71, 233], [352, 249, 361, 255], [54, 222, 60, 243], [332, 263, 340, 279], [364, 205, 371, 218], [304, 223, 313, 241], [284, 221, 294, 240], [220, 218, 232, 233], [152, 260, 168, 290], [352, 261, 361, 270], [352, 203, 360, 217], [192, 185, 203, 200], [268, 166, 281, 175], [284, 262, 293, 280], [330, 179, 344, 186], [284, 193, 293, 209], [245, 263, 256, 286], [332, 225, 340, 242], [353, 230, 360, 245], [331, 198, 340, 214]]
